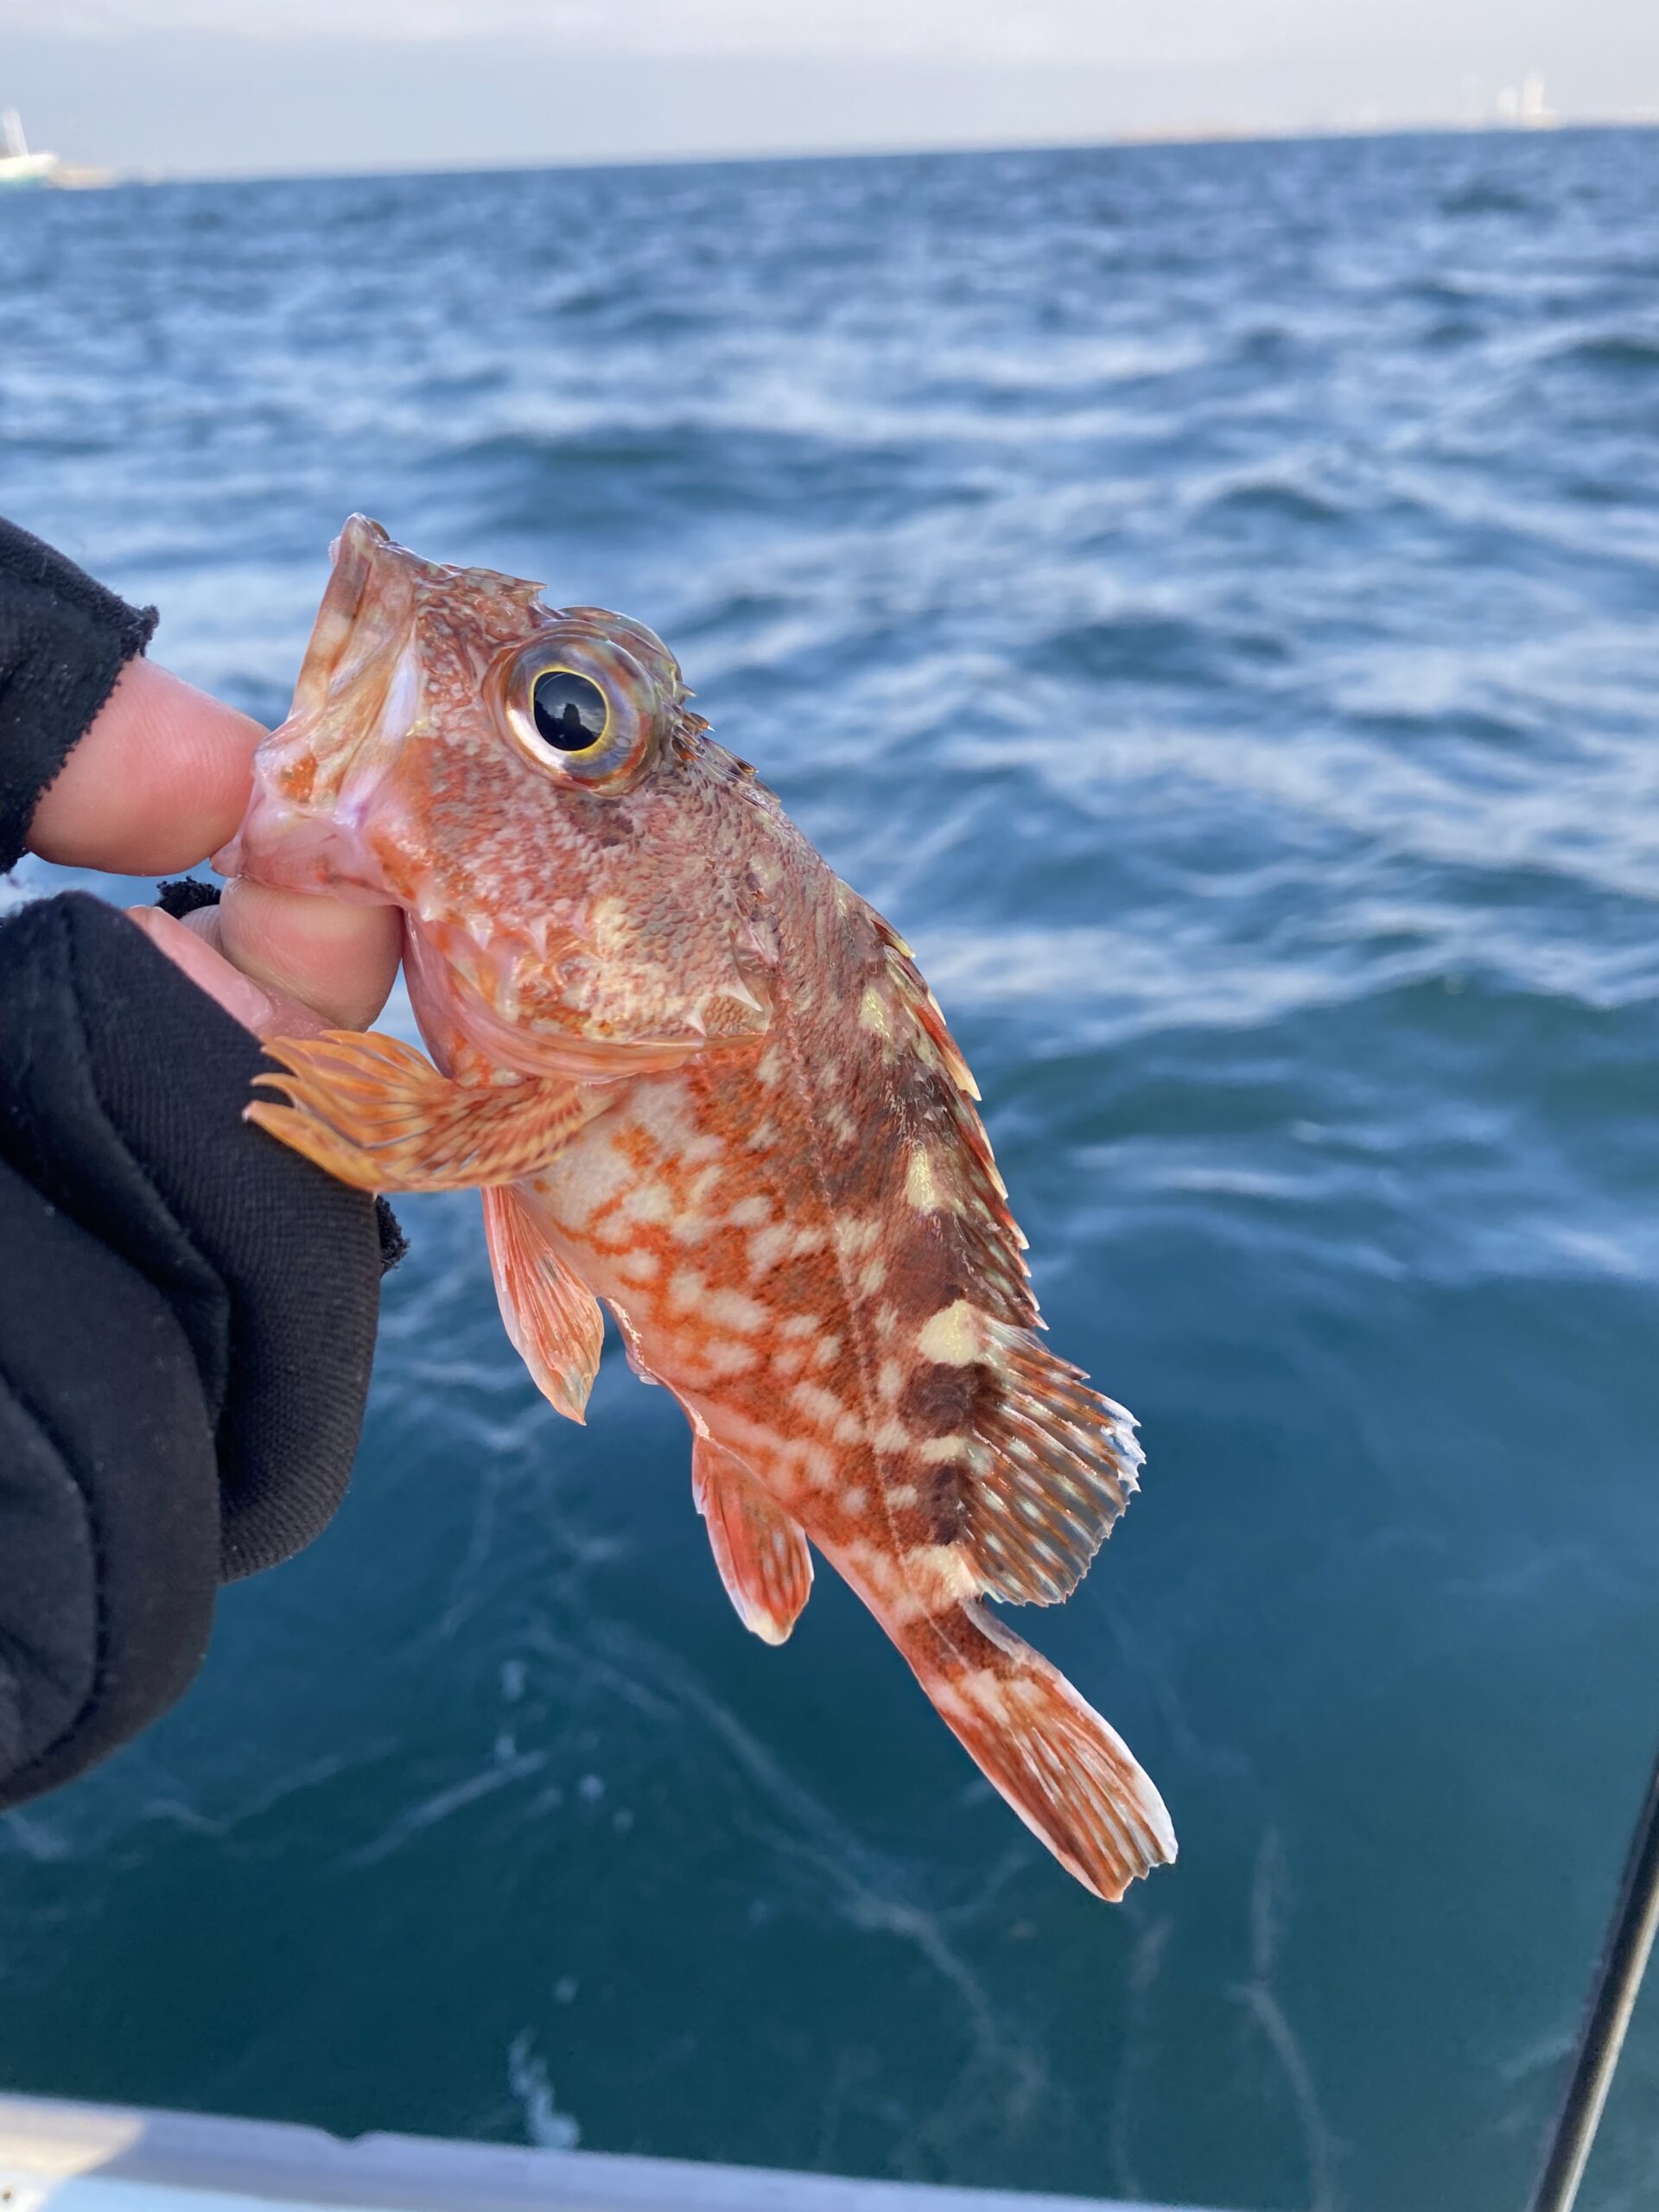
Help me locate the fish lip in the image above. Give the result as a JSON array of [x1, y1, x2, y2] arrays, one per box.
[[289, 512, 392, 715], [212, 515, 416, 883]]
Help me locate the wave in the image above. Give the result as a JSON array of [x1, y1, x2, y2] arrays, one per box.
[[1549, 331, 1659, 374]]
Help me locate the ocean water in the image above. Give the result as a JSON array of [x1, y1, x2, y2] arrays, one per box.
[[3, 126, 1658, 2212]]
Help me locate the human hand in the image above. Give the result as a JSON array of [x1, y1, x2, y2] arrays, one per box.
[[0, 525, 400, 1819], [29, 656, 402, 1039]]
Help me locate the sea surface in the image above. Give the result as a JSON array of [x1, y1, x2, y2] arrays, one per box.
[[3, 127, 1658, 2212]]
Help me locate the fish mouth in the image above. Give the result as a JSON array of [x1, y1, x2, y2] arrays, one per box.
[[212, 514, 423, 887], [289, 512, 400, 716], [281, 512, 427, 801]]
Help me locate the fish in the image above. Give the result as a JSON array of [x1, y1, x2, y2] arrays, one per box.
[[216, 515, 1177, 1902]]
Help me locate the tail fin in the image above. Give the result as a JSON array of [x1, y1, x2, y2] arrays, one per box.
[[902, 1601, 1176, 1902]]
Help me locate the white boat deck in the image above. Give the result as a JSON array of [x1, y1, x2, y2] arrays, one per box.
[[1, 2094, 1213, 2212]]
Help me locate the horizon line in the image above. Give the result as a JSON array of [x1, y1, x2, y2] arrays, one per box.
[[37, 109, 1659, 191]]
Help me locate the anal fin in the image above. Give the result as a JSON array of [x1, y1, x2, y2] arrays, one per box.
[[482, 1185, 604, 1422], [693, 1437, 813, 1646]]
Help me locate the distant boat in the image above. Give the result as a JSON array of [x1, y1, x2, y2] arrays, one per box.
[[0, 108, 60, 189]]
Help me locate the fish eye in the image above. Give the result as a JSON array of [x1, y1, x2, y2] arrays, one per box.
[[498, 628, 662, 792], [531, 669, 607, 753]]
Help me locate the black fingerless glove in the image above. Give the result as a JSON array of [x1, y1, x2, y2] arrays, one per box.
[[0, 518, 391, 1814]]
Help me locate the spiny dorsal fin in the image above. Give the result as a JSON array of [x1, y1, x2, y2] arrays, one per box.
[[864, 908, 1037, 1332], [482, 1182, 605, 1422], [693, 1436, 814, 1645]]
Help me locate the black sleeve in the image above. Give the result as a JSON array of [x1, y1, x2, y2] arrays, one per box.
[[0, 523, 391, 1814]]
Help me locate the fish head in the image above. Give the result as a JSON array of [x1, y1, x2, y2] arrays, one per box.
[[217, 516, 776, 1077]]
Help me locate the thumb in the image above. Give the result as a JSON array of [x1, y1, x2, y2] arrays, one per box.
[[124, 906, 343, 1043]]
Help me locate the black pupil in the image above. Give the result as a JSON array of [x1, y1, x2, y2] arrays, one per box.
[[532, 671, 607, 751]]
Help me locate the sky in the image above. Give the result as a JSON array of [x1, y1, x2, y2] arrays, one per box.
[[3, 0, 1658, 177]]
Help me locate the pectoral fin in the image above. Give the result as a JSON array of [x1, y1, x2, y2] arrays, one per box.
[[249, 1028, 610, 1192], [482, 1183, 604, 1422], [692, 1437, 813, 1646]]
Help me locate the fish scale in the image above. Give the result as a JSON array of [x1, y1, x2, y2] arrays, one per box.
[[219, 514, 1176, 1903]]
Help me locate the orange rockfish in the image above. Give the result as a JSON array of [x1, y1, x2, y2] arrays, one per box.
[[218, 516, 1176, 1902]]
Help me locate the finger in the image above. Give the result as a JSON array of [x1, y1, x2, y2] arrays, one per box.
[[200, 879, 403, 1033], [30, 658, 265, 874], [124, 906, 337, 1041]]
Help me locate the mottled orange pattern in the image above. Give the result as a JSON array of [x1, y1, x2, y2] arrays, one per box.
[[218, 517, 1175, 1901]]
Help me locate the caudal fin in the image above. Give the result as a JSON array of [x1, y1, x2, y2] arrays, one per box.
[[903, 1601, 1176, 1902]]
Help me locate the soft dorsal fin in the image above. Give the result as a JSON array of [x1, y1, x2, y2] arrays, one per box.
[[692, 1436, 814, 1646], [482, 1183, 605, 1423], [959, 1327, 1145, 1606]]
